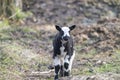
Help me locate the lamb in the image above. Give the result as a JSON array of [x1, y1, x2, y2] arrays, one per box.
[[53, 25, 76, 80]]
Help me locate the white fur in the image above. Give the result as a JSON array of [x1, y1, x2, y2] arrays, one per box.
[[69, 51, 75, 72], [63, 51, 75, 72], [54, 57, 61, 76], [60, 46, 66, 57], [53, 45, 67, 67], [64, 55, 70, 63], [54, 57, 61, 66], [61, 27, 70, 37], [64, 55, 70, 72], [60, 45, 66, 66]]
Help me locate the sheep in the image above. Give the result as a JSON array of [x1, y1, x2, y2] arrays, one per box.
[[53, 25, 76, 80]]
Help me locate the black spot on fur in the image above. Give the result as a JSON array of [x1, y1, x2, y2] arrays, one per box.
[[64, 62, 69, 70]]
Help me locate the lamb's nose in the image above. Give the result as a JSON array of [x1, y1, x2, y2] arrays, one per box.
[[63, 36, 68, 41]]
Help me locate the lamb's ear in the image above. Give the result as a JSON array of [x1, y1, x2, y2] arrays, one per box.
[[69, 25, 76, 31], [55, 25, 61, 31]]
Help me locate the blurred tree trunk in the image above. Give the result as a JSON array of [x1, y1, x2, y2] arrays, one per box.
[[0, 0, 22, 19], [15, 0, 22, 9]]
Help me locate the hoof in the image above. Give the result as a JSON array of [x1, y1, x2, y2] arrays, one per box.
[[64, 71, 70, 76]]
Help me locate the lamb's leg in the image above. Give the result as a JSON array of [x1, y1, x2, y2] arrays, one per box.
[[64, 55, 70, 76], [60, 58, 64, 77], [54, 57, 61, 80], [64, 51, 75, 76], [69, 51, 75, 72]]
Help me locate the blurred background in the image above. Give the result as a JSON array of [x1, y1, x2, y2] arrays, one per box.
[[0, 0, 120, 80]]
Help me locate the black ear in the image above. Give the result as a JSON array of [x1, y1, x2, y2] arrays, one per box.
[[69, 25, 76, 31], [55, 25, 61, 31]]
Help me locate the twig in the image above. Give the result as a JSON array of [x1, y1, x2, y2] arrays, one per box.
[[31, 70, 54, 74], [25, 70, 54, 77]]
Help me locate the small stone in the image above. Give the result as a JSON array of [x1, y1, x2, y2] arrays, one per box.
[[96, 60, 103, 65]]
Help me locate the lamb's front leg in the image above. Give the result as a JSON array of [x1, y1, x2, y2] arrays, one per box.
[[69, 51, 75, 72], [64, 55, 70, 76], [64, 52, 75, 76], [60, 58, 64, 77], [54, 57, 61, 80]]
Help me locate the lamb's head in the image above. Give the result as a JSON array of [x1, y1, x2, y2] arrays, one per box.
[[55, 25, 76, 42]]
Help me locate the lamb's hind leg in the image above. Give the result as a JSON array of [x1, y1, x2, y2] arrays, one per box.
[[54, 57, 61, 80]]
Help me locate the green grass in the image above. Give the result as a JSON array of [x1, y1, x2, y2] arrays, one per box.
[[0, 19, 9, 28], [94, 61, 120, 73]]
